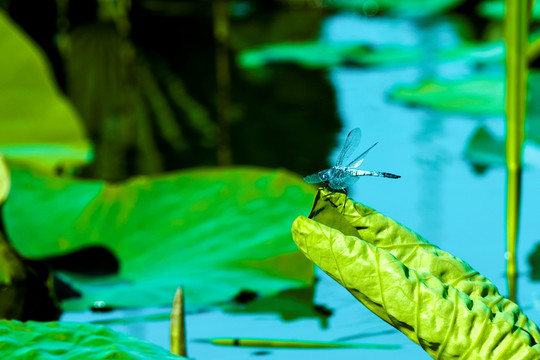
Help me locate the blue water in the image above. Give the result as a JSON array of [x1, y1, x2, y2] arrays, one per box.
[[63, 12, 540, 360]]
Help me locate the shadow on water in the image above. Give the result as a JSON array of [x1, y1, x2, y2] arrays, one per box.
[[6, 1, 341, 180]]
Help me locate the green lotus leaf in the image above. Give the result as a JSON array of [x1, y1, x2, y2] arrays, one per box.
[[320, 0, 463, 17], [0, 10, 91, 173], [239, 41, 422, 69], [3, 165, 315, 311], [0, 319, 185, 359], [291, 189, 540, 359], [390, 76, 504, 115]]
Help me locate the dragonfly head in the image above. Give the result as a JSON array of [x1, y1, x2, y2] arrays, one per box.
[[318, 170, 331, 182]]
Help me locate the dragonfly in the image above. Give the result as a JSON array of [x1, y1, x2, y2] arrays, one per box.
[[303, 128, 400, 191]]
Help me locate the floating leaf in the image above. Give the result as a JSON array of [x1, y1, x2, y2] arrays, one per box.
[[0, 319, 185, 359], [3, 166, 315, 311], [390, 76, 505, 115], [0, 10, 91, 172], [320, 0, 464, 17], [291, 189, 540, 359], [390, 72, 540, 148], [239, 42, 422, 69]]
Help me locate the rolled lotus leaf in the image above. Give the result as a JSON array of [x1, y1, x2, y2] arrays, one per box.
[[291, 188, 540, 359]]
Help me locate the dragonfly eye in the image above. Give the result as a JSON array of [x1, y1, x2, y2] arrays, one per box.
[[319, 171, 329, 181]]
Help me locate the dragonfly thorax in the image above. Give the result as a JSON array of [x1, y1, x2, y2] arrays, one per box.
[[318, 169, 336, 182]]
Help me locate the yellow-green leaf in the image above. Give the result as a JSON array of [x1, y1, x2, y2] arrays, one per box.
[[0, 10, 91, 173], [291, 189, 540, 360], [0, 154, 9, 205]]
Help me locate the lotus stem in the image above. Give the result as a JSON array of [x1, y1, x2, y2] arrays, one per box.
[[504, 0, 528, 302], [213, 0, 233, 166], [170, 286, 187, 357]]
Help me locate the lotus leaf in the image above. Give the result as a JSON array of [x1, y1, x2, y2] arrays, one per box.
[[390, 76, 505, 115], [0, 319, 185, 359], [239, 42, 421, 69], [321, 0, 463, 17], [3, 165, 315, 311], [291, 189, 540, 359], [390, 73, 540, 167], [0, 154, 8, 205], [0, 10, 91, 173]]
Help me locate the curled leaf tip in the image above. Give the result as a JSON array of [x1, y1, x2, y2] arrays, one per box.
[[292, 189, 540, 359]]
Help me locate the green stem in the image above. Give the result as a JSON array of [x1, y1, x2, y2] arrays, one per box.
[[213, 0, 233, 166], [170, 286, 187, 357], [504, 0, 528, 302]]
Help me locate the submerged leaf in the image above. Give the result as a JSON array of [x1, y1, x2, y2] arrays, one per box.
[[464, 126, 540, 169], [226, 286, 332, 324], [0, 319, 185, 359], [292, 189, 540, 359], [528, 242, 540, 281], [3, 166, 315, 311], [0, 11, 91, 172], [463, 126, 506, 169]]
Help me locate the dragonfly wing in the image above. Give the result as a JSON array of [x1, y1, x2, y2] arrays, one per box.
[[347, 142, 378, 169], [303, 172, 324, 184], [328, 169, 360, 190], [335, 128, 362, 167]]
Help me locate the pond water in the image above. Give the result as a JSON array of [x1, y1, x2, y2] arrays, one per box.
[[63, 11, 540, 360]]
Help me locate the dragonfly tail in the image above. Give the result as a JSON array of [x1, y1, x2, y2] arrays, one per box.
[[365, 171, 401, 179]]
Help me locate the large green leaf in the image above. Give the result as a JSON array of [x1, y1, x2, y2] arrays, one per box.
[[291, 189, 540, 359], [3, 166, 315, 311], [0, 319, 185, 359], [0, 10, 91, 172]]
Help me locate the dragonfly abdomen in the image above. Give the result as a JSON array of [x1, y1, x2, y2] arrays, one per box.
[[361, 170, 401, 179], [342, 168, 399, 179]]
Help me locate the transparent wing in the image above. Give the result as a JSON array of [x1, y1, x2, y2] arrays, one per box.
[[346, 142, 378, 169], [303, 173, 323, 184], [328, 169, 360, 190], [335, 128, 362, 167]]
